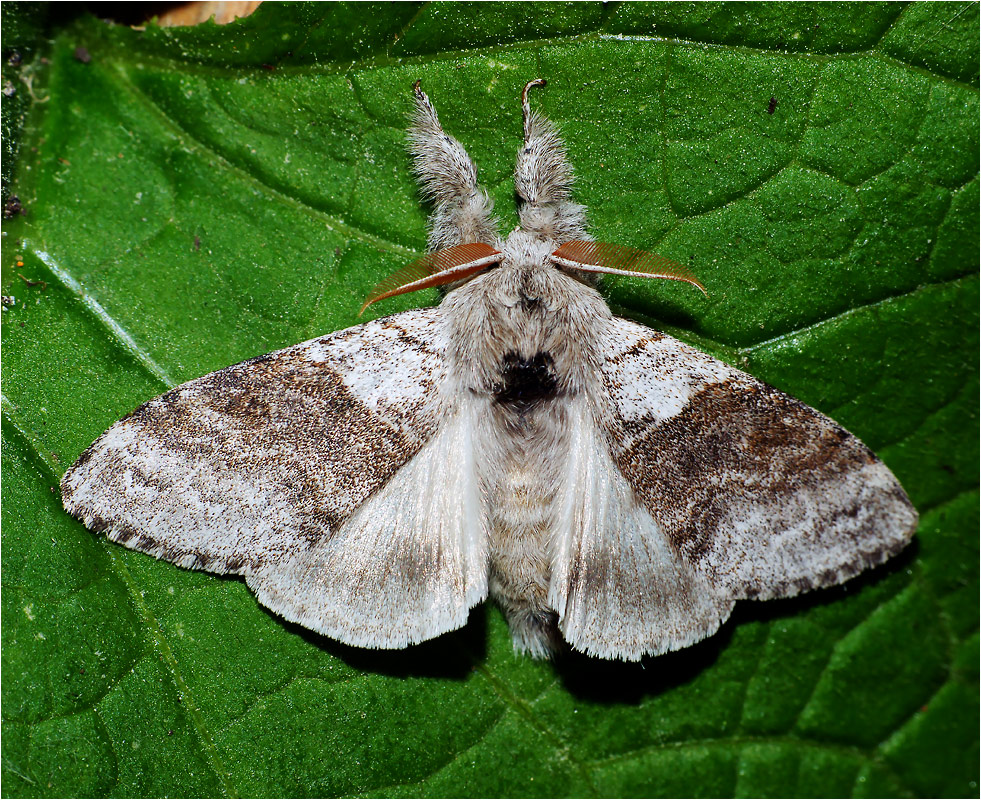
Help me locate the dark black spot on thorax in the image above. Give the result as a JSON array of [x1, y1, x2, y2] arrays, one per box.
[[494, 351, 558, 412]]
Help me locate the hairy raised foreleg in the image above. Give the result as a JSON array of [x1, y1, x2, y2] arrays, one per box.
[[409, 81, 500, 250]]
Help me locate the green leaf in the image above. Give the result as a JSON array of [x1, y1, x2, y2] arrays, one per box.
[[2, 3, 977, 797]]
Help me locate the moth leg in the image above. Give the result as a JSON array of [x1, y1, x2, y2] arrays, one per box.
[[514, 79, 588, 243], [409, 81, 500, 250]]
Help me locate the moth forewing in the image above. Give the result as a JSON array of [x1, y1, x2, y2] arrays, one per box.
[[594, 318, 917, 603], [62, 79, 918, 662], [60, 308, 488, 649]]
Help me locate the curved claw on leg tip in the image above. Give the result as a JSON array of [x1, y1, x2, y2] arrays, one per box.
[[522, 78, 547, 102], [522, 78, 547, 141]]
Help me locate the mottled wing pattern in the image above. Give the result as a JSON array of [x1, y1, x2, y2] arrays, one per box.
[[548, 398, 733, 661], [551, 317, 917, 660], [596, 316, 918, 602], [62, 308, 488, 648]]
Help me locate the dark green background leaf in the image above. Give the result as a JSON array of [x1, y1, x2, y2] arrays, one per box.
[[2, 3, 977, 797]]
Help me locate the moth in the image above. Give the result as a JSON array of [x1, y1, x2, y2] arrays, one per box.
[[62, 79, 918, 661]]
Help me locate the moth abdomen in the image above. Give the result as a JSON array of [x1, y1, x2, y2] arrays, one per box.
[[494, 350, 559, 412]]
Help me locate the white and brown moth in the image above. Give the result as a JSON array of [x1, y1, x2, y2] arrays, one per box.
[[62, 80, 918, 661]]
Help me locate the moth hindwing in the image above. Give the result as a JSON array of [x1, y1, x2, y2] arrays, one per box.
[[62, 79, 918, 662]]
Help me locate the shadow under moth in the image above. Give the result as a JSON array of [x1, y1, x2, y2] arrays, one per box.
[[62, 79, 918, 661]]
